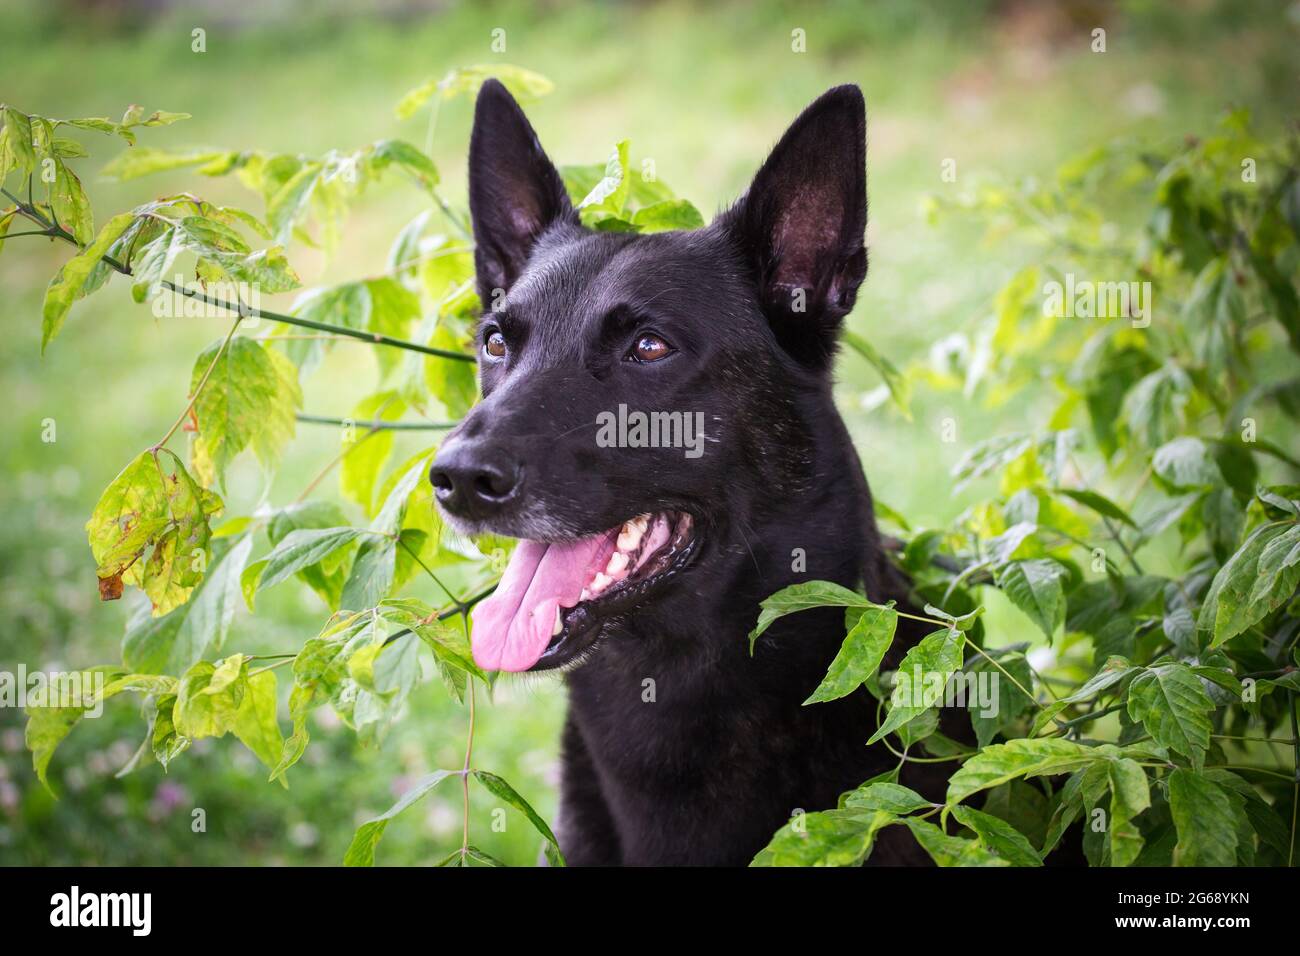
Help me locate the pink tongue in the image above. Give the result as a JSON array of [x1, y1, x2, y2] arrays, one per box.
[[471, 534, 613, 672]]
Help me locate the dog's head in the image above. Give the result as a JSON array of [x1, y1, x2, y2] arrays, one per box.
[[431, 80, 868, 672]]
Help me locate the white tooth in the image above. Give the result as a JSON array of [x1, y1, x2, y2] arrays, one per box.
[[606, 551, 629, 576], [617, 524, 642, 552], [552, 606, 564, 636], [580, 588, 591, 602], [632, 514, 650, 532], [591, 572, 612, 593]]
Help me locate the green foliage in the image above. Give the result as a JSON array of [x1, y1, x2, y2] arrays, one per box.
[[3, 70, 601, 867], [750, 110, 1300, 867], [5, 61, 1297, 869]]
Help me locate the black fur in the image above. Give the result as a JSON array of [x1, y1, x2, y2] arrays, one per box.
[[433, 80, 952, 865]]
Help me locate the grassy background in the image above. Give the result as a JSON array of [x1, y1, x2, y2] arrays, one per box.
[[1, 0, 1296, 865]]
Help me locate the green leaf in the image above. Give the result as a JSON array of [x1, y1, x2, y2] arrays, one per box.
[[1199, 520, 1300, 647], [41, 212, 135, 352], [1054, 488, 1139, 529], [803, 603, 897, 704], [471, 770, 565, 866], [340, 393, 406, 514], [968, 650, 1036, 746], [577, 140, 630, 218], [240, 527, 365, 609], [1125, 663, 1213, 768], [123, 533, 254, 674], [28, 672, 181, 785], [340, 535, 398, 611], [1031, 655, 1133, 734], [344, 769, 457, 866], [0, 208, 16, 253], [1205, 769, 1291, 859], [191, 337, 301, 485], [365, 278, 421, 377], [904, 817, 1011, 867], [997, 559, 1067, 640], [842, 330, 913, 419], [381, 600, 485, 694], [24, 666, 127, 792], [1168, 769, 1240, 866], [952, 433, 1033, 491], [951, 805, 1042, 866], [842, 782, 931, 814], [628, 199, 704, 232], [424, 324, 478, 416], [1152, 436, 1222, 490], [1121, 363, 1191, 448], [233, 669, 284, 774], [1106, 757, 1151, 867], [151, 693, 189, 769], [395, 64, 553, 119], [85, 448, 219, 615], [867, 627, 964, 744], [748, 580, 873, 652], [947, 738, 1100, 806], [369, 138, 439, 191], [267, 162, 322, 243], [751, 809, 897, 866], [173, 655, 248, 739], [101, 147, 237, 180], [2, 107, 36, 176], [463, 845, 506, 867], [49, 159, 94, 243]]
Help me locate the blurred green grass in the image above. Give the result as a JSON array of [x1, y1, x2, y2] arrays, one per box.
[[1, 0, 1296, 865]]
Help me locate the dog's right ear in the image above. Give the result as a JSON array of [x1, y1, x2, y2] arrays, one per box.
[[468, 79, 576, 303], [718, 85, 868, 367]]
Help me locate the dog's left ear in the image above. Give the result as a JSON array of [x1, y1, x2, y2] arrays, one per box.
[[468, 79, 577, 303], [719, 85, 867, 366]]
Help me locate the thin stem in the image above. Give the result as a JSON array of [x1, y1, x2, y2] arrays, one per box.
[[293, 428, 380, 503], [1050, 702, 1124, 733], [461, 678, 476, 862], [154, 316, 242, 450], [397, 534, 461, 606], [1205, 764, 1296, 783], [161, 281, 474, 362], [379, 583, 498, 649], [894, 609, 952, 627], [962, 640, 1057, 727], [1290, 690, 1298, 867], [248, 658, 294, 677], [2, 188, 475, 364], [1211, 733, 1298, 745], [1100, 513, 1144, 575], [873, 699, 975, 763], [433, 192, 472, 242], [295, 413, 459, 431]]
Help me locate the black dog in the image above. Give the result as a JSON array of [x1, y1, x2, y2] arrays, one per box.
[[430, 80, 943, 865]]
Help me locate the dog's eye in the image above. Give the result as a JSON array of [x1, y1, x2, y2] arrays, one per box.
[[629, 333, 673, 363], [484, 330, 506, 359]]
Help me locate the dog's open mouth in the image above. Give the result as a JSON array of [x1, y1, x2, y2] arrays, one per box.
[[470, 511, 698, 672]]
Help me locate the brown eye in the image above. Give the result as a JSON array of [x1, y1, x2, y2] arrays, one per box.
[[484, 330, 506, 358], [631, 333, 673, 363]]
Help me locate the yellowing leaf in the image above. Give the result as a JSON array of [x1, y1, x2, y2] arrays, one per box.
[[191, 337, 300, 484], [85, 449, 221, 614], [41, 212, 135, 352]]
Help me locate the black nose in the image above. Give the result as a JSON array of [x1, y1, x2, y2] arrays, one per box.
[[429, 441, 522, 518]]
